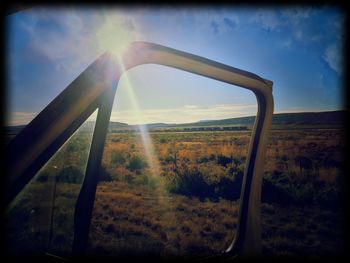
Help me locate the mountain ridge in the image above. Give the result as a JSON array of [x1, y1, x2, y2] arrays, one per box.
[[5, 110, 346, 133]]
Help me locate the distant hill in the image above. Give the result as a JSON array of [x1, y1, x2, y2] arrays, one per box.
[[4, 120, 129, 135], [134, 110, 346, 129], [108, 121, 129, 129], [78, 121, 128, 132], [271, 111, 346, 125], [172, 116, 256, 128], [5, 110, 346, 135], [129, 123, 169, 130], [170, 110, 346, 128]]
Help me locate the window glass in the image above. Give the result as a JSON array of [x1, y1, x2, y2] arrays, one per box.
[[87, 66, 256, 258], [5, 112, 97, 257]]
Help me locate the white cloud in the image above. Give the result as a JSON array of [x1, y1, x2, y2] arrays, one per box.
[[251, 8, 326, 47], [146, 8, 240, 37], [22, 8, 140, 75], [183, 105, 199, 109], [279, 38, 292, 49], [253, 10, 282, 32], [281, 8, 312, 21], [323, 43, 343, 75], [282, 8, 321, 44]]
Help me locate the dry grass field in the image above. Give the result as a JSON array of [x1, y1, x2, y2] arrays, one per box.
[[4, 127, 345, 259]]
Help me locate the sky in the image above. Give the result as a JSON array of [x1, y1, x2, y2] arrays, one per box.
[[6, 5, 345, 126]]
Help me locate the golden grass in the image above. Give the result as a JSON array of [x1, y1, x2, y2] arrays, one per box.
[[4, 128, 344, 259]]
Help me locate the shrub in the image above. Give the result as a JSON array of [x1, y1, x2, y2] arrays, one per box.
[[132, 172, 162, 189], [214, 170, 244, 200], [65, 138, 89, 153], [196, 156, 209, 164], [199, 165, 225, 185], [166, 161, 246, 201], [57, 165, 84, 184], [262, 177, 296, 205], [232, 157, 242, 168], [217, 154, 232, 167], [146, 175, 161, 190], [36, 172, 49, 183], [316, 185, 340, 209], [125, 174, 134, 184], [209, 154, 216, 161], [127, 155, 148, 171], [66, 143, 78, 153], [111, 150, 126, 166], [159, 137, 168, 144], [262, 171, 341, 207], [227, 164, 244, 177], [322, 157, 341, 169], [164, 155, 175, 163], [293, 182, 316, 203], [133, 174, 148, 186], [99, 166, 113, 182], [294, 155, 313, 175], [168, 166, 214, 199]]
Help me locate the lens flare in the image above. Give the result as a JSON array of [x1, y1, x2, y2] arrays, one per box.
[[120, 74, 162, 179], [96, 11, 139, 57], [114, 55, 171, 201]]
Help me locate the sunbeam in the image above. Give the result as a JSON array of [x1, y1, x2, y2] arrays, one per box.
[[113, 53, 169, 199], [96, 10, 139, 57], [94, 10, 171, 199]]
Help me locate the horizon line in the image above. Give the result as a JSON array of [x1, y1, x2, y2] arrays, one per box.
[[5, 108, 345, 127]]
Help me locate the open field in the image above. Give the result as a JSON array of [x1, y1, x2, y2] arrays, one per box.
[[4, 127, 345, 259]]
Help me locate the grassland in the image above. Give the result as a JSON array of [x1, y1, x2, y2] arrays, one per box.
[[4, 127, 345, 259]]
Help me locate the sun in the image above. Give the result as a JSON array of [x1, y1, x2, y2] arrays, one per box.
[[96, 12, 138, 57]]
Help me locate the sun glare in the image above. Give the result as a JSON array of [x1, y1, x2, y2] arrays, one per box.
[[116, 61, 172, 217], [95, 10, 175, 223], [120, 72, 161, 175], [96, 12, 138, 57], [95, 11, 162, 180]]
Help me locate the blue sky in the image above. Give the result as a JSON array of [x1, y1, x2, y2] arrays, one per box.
[[6, 6, 345, 125]]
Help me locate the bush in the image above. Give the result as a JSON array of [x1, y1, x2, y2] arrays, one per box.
[[196, 156, 209, 164], [166, 162, 245, 201], [209, 154, 216, 161], [57, 166, 84, 184], [214, 170, 244, 200], [217, 154, 232, 167], [232, 157, 242, 167], [99, 166, 113, 182], [66, 143, 78, 153], [126, 172, 160, 188], [164, 155, 175, 163], [133, 174, 148, 186], [262, 171, 341, 207], [168, 166, 214, 199], [36, 172, 49, 183], [111, 138, 121, 143], [316, 185, 340, 209], [294, 155, 313, 175], [127, 155, 148, 171], [148, 176, 161, 189], [65, 138, 89, 153], [322, 157, 341, 169], [262, 177, 296, 205], [111, 150, 126, 165], [125, 174, 134, 184], [159, 137, 168, 144]]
